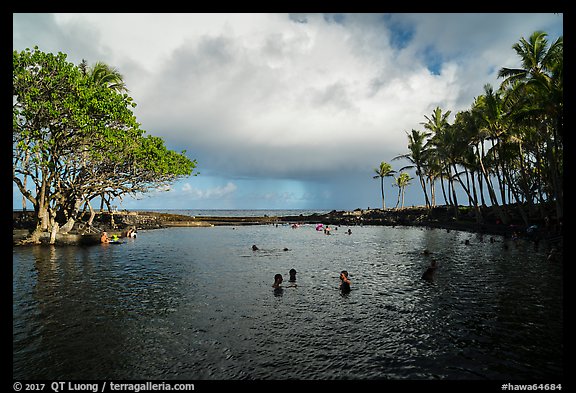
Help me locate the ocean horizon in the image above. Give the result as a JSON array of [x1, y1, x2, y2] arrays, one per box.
[[11, 208, 335, 218], [140, 208, 332, 218]]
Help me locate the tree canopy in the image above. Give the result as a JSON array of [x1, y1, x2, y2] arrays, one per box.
[[13, 47, 197, 240]]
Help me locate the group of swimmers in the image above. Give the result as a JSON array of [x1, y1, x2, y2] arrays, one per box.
[[268, 228, 560, 291], [272, 269, 352, 293], [252, 244, 289, 252], [100, 227, 137, 243], [100, 232, 119, 243], [272, 269, 298, 289], [268, 247, 439, 293], [312, 223, 352, 235]]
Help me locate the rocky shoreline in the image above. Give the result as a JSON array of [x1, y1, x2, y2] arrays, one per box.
[[13, 205, 562, 248]]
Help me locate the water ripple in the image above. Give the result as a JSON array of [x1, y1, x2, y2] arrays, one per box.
[[13, 226, 562, 380]]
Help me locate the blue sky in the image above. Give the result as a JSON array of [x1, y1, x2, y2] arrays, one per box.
[[13, 13, 564, 211]]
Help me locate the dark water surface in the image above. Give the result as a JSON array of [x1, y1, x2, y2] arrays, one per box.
[[13, 224, 563, 380]]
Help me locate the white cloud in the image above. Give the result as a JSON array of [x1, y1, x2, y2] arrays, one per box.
[[129, 14, 468, 180], [13, 13, 563, 209], [181, 182, 237, 200]]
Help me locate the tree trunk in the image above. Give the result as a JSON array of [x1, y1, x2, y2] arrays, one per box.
[[452, 163, 482, 223], [417, 165, 431, 208], [477, 143, 509, 224], [380, 177, 386, 209], [59, 199, 82, 234], [440, 174, 449, 206], [49, 221, 59, 245], [87, 201, 96, 227], [28, 226, 43, 244], [59, 218, 75, 234]]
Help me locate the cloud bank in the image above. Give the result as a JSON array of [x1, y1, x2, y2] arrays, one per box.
[[13, 13, 563, 209]]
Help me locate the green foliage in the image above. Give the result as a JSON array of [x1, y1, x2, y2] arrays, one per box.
[[395, 30, 563, 223], [13, 47, 197, 230], [373, 161, 395, 179], [373, 161, 396, 209]]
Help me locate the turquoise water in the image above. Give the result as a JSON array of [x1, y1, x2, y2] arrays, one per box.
[[13, 222, 563, 380]]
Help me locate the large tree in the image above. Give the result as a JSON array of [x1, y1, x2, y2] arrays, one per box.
[[13, 47, 197, 242]]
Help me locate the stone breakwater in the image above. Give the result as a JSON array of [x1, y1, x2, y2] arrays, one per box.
[[13, 211, 278, 245], [279, 207, 508, 233], [13, 205, 562, 247]]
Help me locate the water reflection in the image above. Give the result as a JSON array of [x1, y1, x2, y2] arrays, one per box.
[[13, 225, 563, 380]]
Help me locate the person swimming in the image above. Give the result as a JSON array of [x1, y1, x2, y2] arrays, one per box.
[[289, 268, 297, 282], [272, 273, 296, 291], [252, 244, 259, 251], [339, 270, 351, 293], [126, 227, 137, 238], [421, 260, 438, 281], [272, 273, 283, 288]]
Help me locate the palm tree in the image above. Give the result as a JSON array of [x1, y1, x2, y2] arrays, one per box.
[[498, 30, 563, 221], [81, 59, 128, 92], [393, 172, 413, 209], [422, 107, 452, 209], [498, 31, 562, 92], [373, 161, 395, 209], [468, 85, 514, 224], [393, 129, 431, 208]]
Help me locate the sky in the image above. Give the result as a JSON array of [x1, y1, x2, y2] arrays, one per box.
[[12, 13, 564, 211]]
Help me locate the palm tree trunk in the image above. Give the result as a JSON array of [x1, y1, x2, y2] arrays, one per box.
[[380, 177, 386, 209], [440, 175, 448, 206], [417, 167, 431, 208], [494, 141, 508, 206], [447, 176, 453, 206], [478, 142, 509, 223], [450, 175, 459, 218]]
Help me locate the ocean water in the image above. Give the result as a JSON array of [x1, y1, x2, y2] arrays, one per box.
[[13, 217, 563, 380], [138, 208, 331, 217]]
